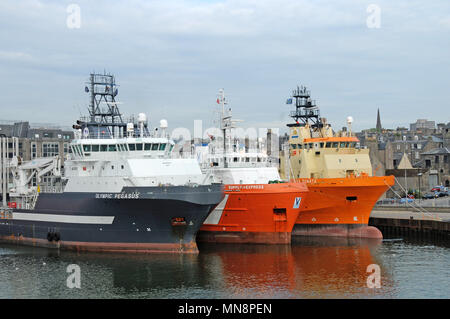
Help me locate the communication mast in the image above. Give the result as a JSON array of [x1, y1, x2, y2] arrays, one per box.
[[286, 85, 323, 130], [75, 72, 133, 138]]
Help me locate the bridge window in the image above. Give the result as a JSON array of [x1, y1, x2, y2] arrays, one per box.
[[92, 145, 99, 152], [83, 145, 91, 152], [128, 144, 136, 151], [298, 144, 302, 149], [144, 143, 152, 151], [332, 142, 338, 148], [108, 145, 117, 152], [340, 142, 346, 148], [152, 143, 159, 151], [136, 143, 143, 151], [326, 142, 331, 148], [100, 145, 107, 152], [320, 142, 324, 148], [308, 143, 313, 149], [291, 144, 297, 149], [159, 143, 166, 151]]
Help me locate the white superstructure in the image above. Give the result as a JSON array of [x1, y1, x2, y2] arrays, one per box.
[[65, 135, 207, 193], [195, 89, 281, 185]]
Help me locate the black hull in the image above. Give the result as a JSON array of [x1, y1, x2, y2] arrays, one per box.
[[0, 184, 224, 253]]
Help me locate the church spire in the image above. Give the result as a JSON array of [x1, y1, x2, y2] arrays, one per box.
[[376, 108, 382, 132]]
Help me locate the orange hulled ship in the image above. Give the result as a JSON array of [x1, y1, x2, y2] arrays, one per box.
[[196, 89, 309, 244], [280, 86, 395, 238], [198, 182, 308, 244]]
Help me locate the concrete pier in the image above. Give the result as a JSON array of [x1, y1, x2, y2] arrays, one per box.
[[369, 206, 450, 240]]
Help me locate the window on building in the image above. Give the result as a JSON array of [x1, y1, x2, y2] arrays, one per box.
[[31, 143, 37, 159], [42, 142, 59, 157], [426, 159, 431, 168], [435, 156, 439, 164]]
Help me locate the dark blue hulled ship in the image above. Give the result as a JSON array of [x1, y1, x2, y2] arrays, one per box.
[[0, 73, 224, 253]]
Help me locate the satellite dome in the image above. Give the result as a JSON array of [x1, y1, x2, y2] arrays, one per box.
[[138, 113, 147, 123], [160, 119, 168, 128]]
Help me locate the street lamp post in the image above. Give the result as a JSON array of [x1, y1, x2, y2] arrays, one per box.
[[418, 170, 422, 204]]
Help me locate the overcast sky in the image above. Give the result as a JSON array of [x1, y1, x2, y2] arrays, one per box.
[[0, 0, 449, 133]]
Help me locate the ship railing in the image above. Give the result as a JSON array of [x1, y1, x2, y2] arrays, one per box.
[[376, 198, 450, 208], [290, 108, 320, 118]]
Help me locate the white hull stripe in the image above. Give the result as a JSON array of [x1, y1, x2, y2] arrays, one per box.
[[203, 194, 229, 225], [12, 213, 115, 224]]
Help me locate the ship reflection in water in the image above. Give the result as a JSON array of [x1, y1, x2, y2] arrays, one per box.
[[198, 237, 391, 298], [1, 236, 449, 298]]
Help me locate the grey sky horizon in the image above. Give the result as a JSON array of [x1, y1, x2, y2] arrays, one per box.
[[0, 0, 449, 134]]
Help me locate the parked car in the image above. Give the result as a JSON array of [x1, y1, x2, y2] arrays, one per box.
[[437, 191, 449, 197], [400, 198, 414, 203], [423, 192, 438, 199]]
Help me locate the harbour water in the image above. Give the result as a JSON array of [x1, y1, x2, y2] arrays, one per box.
[[0, 237, 449, 299]]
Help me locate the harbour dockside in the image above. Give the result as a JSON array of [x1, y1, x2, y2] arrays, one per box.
[[2, 73, 447, 252]]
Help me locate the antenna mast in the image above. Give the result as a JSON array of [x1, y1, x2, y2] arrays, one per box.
[[287, 85, 323, 129]]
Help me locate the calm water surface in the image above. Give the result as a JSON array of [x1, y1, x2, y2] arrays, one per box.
[[0, 237, 449, 298]]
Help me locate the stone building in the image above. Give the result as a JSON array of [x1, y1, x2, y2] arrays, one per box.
[[0, 121, 73, 163]]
